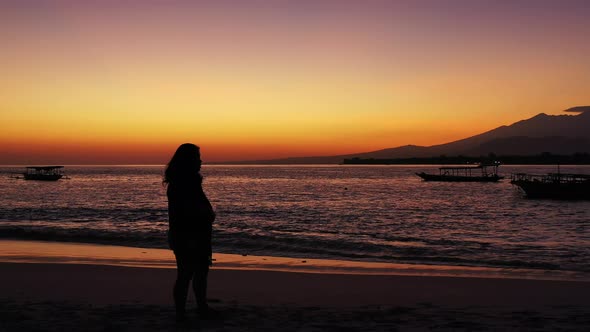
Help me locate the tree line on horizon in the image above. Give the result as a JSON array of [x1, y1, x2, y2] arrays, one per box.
[[342, 153, 590, 165]]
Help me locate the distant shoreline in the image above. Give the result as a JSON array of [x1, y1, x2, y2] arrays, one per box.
[[3, 162, 590, 167], [342, 153, 590, 165]]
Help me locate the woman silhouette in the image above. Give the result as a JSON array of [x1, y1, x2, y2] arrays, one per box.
[[164, 143, 215, 321]]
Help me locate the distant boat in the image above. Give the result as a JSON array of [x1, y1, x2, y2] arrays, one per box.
[[511, 172, 590, 200], [416, 162, 503, 182], [23, 166, 65, 181]]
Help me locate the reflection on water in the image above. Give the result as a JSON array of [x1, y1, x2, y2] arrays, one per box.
[[0, 165, 589, 276], [2, 240, 586, 281]]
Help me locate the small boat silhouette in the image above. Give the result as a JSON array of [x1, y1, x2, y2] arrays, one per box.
[[416, 162, 503, 182], [23, 166, 65, 181], [511, 168, 590, 200]]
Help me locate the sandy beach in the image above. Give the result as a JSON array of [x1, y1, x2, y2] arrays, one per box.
[[1, 240, 589, 331]]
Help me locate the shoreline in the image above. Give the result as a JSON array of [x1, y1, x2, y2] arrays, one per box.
[[2, 263, 590, 331], [2, 240, 589, 330], [1, 239, 587, 282], [3, 261, 589, 308]]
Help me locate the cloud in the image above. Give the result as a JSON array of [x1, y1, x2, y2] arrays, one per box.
[[564, 106, 590, 113]]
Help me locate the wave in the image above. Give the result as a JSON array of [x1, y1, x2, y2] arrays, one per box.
[[0, 226, 169, 249], [2, 224, 587, 273], [0, 207, 167, 223]]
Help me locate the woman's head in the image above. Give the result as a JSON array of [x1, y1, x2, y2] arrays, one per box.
[[163, 143, 202, 184]]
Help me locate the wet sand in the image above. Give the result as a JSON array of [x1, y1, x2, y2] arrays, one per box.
[[1, 240, 589, 331]]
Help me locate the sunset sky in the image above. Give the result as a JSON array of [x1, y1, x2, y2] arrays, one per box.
[[1, 0, 589, 164]]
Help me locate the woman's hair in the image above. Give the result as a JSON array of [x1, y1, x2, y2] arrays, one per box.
[[163, 143, 202, 185]]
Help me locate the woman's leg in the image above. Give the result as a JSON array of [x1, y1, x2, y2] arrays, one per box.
[[193, 262, 210, 313], [173, 251, 195, 319]]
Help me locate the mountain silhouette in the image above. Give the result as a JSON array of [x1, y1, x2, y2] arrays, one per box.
[[224, 107, 590, 164]]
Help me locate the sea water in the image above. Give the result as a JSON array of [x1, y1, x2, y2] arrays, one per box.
[[1, 165, 589, 276]]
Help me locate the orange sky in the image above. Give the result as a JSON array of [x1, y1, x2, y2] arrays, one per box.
[[1, 1, 589, 164]]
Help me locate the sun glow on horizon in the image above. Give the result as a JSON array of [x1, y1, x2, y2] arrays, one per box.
[[1, 1, 589, 164]]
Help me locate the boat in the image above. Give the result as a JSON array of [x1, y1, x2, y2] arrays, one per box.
[[416, 162, 503, 182], [23, 166, 65, 181], [511, 172, 590, 200]]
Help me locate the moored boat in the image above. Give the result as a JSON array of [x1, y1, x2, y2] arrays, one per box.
[[416, 162, 503, 182], [23, 166, 65, 181], [511, 172, 590, 200]]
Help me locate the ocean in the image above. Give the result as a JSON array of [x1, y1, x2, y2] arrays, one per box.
[[1, 165, 589, 277]]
